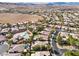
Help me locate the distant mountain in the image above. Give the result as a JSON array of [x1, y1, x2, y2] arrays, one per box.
[[0, 2, 79, 8], [47, 2, 79, 6], [16, 3, 35, 6], [15, 2, 79, 6]]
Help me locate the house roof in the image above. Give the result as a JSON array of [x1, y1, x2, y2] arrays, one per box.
[[0, 35, 7, 42], [0, 42, 9, 54], [13, 31, 29, 40], [9, 44, 29, 52]]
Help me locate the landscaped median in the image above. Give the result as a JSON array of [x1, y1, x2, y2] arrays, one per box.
[[64, 50, 79, 56]]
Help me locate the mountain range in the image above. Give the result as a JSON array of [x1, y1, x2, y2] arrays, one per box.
[[47, 2, 79, 6], [1, 2, 79, 6], [12, 2, 79, 6]]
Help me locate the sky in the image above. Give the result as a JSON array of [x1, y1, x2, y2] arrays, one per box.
[[0, 0, 79, 3]]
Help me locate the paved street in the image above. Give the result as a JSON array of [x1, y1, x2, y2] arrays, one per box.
[[50, 28, 62, 56]]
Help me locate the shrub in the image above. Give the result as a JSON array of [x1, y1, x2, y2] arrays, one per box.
[[64, 50, 79, 56], [32, 45, 50, 51]]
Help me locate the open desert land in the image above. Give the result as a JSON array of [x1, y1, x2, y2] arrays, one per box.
[[0, 13, 43, 24]]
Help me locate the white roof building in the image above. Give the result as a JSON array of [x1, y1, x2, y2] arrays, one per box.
[[0, 42, 9, 55], [13, 31, 30, 43], [9, 44, 29, 52], [0, 35, 7, 42]]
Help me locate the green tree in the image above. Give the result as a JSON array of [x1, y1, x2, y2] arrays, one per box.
[[16, 23, 19, 29], [32, 45, 49, 51], [74, 40, 79, 47], [48, 33, 51, 44], [7, 32, 13, 39], [26, 32, 35, 56], [56, 34, 62, 45], [6, 23, 11, 28], [32, 45, 41, 51], [64, 51, 74, 56], [67, 35, 75, 46], [21, 50, 31, 56], [36, 25, 44, 32], [46, 44, 51, 50], [64, 50, 79, 56], [7, 39, 13, 46]]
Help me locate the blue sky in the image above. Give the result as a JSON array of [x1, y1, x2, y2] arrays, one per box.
[[0, 0, 79, 3]]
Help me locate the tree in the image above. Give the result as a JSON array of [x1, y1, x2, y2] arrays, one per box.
[[56, 34, 62, 45], [67, 35, 75, 46], [21, 50, 31, 56], [28, 36, 33, 56], [7, 39, 13, 46], [32, 45, 49, 51], [16, 23, 19, 29], [36, 25, 44, 32], [33, 31, 38, 35], [32, 45, 41, 51], [28, 27, 33, 32], [64, 50, 79, 56], [6, 23, 11, 28], [48, 33, 51, 44], [46, 44, 51, 51], [6, 32, 13, 39], [64, 51, 73, 56], [74, 40, 79, 47], [26, 32, 35, 56]]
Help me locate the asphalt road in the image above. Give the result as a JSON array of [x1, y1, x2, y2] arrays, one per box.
[[50, 28, 62, 56], [51, 38, 62, 56]]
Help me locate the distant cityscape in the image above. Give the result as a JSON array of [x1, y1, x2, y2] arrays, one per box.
[[0, 2, 79, 56]]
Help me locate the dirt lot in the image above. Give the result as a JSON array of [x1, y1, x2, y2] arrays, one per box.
[[0, 13, 43, 24]]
